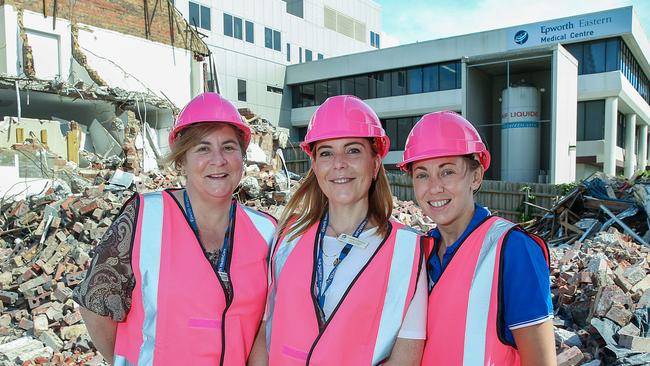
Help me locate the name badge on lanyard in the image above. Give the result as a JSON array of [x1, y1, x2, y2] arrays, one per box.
[[337, 233, 368, 249]]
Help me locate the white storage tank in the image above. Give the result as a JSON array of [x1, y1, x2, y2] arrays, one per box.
[[500, 86, 541, 182]]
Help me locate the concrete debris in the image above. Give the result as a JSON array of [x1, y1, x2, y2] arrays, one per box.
[[522, 173, 650, 363]]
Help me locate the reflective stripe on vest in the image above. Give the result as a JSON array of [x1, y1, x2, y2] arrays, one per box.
[[372, 227, 419, 364], [114, 355, 137, 366], [138, 192, 164, 365], [463, 219, 514, 365], [265, 227, 302, 349]]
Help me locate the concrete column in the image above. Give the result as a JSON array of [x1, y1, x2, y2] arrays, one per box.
[[624, 114, 637, 178], [189, 59, 202, 98], [638, 124, 648, 172], [603, 97, 618, 176]]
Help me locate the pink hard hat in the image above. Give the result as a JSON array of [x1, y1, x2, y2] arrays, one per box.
[[299, 95, 390, 157], [397, 111, 490, 171], [168, 92, 251, 148]]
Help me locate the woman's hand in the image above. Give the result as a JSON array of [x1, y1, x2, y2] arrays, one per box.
[[79, 307, 118, 364]]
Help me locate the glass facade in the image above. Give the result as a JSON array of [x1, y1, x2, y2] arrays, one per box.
[[576, 100, 605, 141], [565, 37, 650, 104], [381, 116, 421, 151], [291, 60, 462, 107], [305, 49, 312, 62]]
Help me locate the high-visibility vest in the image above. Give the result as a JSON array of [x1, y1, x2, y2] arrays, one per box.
[[422, 216, 549, 365], [266, 220, 424, 366], [112, 191, 276, 366]]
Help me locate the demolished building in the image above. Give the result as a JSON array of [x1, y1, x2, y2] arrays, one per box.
[[0, 0, 214, 200]]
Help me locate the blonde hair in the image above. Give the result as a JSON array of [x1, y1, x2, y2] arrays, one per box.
[[165, 123, 246, 171], [278, 140, 393, 241]]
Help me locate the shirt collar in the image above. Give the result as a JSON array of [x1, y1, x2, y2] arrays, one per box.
[[427, 203, 491, 252]]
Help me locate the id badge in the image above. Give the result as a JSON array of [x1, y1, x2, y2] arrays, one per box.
[[337, 233, 368, 249]]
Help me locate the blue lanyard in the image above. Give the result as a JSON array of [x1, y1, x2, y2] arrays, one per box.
[[183, 190, 236, 274], [315, 211, 368, 313]]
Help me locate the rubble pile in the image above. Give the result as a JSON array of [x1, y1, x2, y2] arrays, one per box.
[[391, 198, 434, 233], [0, 110, 297, 364], [551, 228, 650, 365], [523, 173, 650, 365], [527, 173, 650, 247]]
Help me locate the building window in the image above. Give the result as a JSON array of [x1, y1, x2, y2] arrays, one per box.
[[238, 79, 247, 101], [370, 31, 380, 48], [294, 126, 308, 142], [305, 49, 313, 62], [422, 65, 439, 92], [287, 43, 291, 62], [223, 13, 233, 37], [315, 81, 328, 105], [265, 28, 273, 49], [301, 84, 315, 107], [245, 21, 254, 43], [381, 116, 420, 151], [577, 100, 605, 141], [224, 14, 245, 40], [290, 61, 462, 108], [407, 67, 422, 94], [265, 28, 281, 51], [566, 38, 650, 105], [318, 53, 324, 60], [299, 47, 303, 63], [439, 62, 459, 90], [341, 77, 355, 95], [267, 85, 284, 94], [283, 0, 304, 18], [233, 17, 243, 40], [327, 79, 341, 97], [391, 70, 406, 96], [355, 75, 369, 99], [273, 30, 281, 51], [189, 2, 210, 30]]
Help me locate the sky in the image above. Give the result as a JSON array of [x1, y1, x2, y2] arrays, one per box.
[[378, 0, 650, 48]]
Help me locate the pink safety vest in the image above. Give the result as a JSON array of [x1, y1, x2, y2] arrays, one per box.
[[113, 191, 276, 366], [266, 220, 423, 366], [422, 216, 549, 365]]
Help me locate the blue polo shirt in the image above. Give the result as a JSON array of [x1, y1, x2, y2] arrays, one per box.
[[427, 204, 553, 345]]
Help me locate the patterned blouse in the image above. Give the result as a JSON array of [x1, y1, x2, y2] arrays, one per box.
[[72, 193, 222, 321]]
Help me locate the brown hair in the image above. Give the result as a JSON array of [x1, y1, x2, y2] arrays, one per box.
[[278, 140, 393, 241], [165, 123, 246, 171]]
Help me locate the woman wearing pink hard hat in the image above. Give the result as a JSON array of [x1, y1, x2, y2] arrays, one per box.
[[74, 92, 276, 365], [263, 95, 428, 365], [397, 111, 555, 366]]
